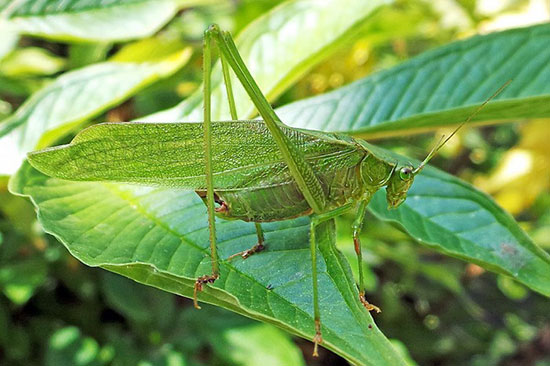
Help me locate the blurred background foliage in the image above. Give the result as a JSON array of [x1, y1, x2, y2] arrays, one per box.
[[1, 0, 550, 365]]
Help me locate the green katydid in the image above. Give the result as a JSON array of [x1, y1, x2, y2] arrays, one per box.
[[27, 25, 508, 355]]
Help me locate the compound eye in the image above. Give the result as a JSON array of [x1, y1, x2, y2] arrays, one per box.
[[399, 167, 413, 180]]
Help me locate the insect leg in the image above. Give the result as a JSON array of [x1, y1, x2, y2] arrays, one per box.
[[352, 200, 381, 313], [219, 46, 267, 261], [194, 27, 220, 309], [310, 203, 354, 356], [205, 24, 327, 214], [227, 222, 266, 260], [220, 53, 238, 120]]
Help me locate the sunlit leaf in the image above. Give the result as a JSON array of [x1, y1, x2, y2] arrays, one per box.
[[2, 0, 187, 42], [0, 20, 18, 60], [0, 47, 66, 77], [277, 23, 550, 138], [145, 0, 392, 122], [476, 120, 550, 214], [0, 43, 191, 175]]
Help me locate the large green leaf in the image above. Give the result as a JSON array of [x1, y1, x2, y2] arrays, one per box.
[[0, 43, 191, 175], [9, 162, 406, 366], [6, 3, 403, 363], [276, 23, 550, 137], [269, 22, 550, 295], [369, 165, 550, 296], [145, 0, 392, 122], [2, 0, 186, 42]]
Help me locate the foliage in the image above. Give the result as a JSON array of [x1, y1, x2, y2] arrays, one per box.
[[1, 1, 550, 365]]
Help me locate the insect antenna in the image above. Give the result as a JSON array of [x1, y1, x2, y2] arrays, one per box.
[[413, 79, 512, 174]]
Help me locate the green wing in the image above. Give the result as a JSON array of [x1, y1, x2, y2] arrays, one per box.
[[28, 121, 363, 190]]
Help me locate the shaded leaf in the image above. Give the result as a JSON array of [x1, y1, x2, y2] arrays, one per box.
[[214, 323, 306, 366], [0, 256, 48, 305], [184, 306, 306, 366], [46, 326, 106, 366], [100, 272, 175, 328]]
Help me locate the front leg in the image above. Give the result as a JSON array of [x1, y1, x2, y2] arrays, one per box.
[[309, 204, 354, 356], [352, 199, 381, 314]]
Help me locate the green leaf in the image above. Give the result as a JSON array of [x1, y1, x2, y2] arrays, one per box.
[[2, 0, 184, 42], [10, 162, 406, 366], [68, 43, 111, 69], [46, 326, 106, 366], [145, 0, 392, 122], [0, 44, 191, 175], [0, 256, 48, 305], [181, 305, 306, 366], [276, 23, 550, 138], [214, 323, 305, 366], [100, 272, 175, 328], [368, 165, 550, 296], [0, 20, 18, 60], [0, 47, 66, 77]]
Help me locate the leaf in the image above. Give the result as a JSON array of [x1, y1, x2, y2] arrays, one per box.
[[145, 0, 392, 122], [476, 120, 550, 214], [0, 256, 48, 305], [0, 44, 191, 176], [368, 165, 550, 296], [213, 323, 306, 366], [2, 0, 184, 42], [181, 305, 306, 366], [46, 326, 107, 366], [100, 271, 176, 328], [276, 23, 550, 138], [10, 162, 407, 366], [0, 47, 66, 77], [0, 20, 18, 60], [7, 3, 407, 364]]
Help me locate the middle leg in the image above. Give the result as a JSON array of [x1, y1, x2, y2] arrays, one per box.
[[228, 222, 266, 260]]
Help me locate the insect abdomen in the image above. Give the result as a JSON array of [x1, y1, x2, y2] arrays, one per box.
[[214, 162, 365, 222], [215, 183, 312, 222]]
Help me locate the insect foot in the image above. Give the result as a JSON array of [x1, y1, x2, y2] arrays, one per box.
[[313, 319, 323, 357], [193, 274, 219, 309], [359, 291, 381, 313], [227, 242, 265, 261]]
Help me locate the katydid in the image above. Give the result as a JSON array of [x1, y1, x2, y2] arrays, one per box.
[[27, 25, 508, 356]]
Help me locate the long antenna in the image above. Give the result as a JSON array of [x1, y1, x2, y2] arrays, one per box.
[[413, 79, 512, 174]]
